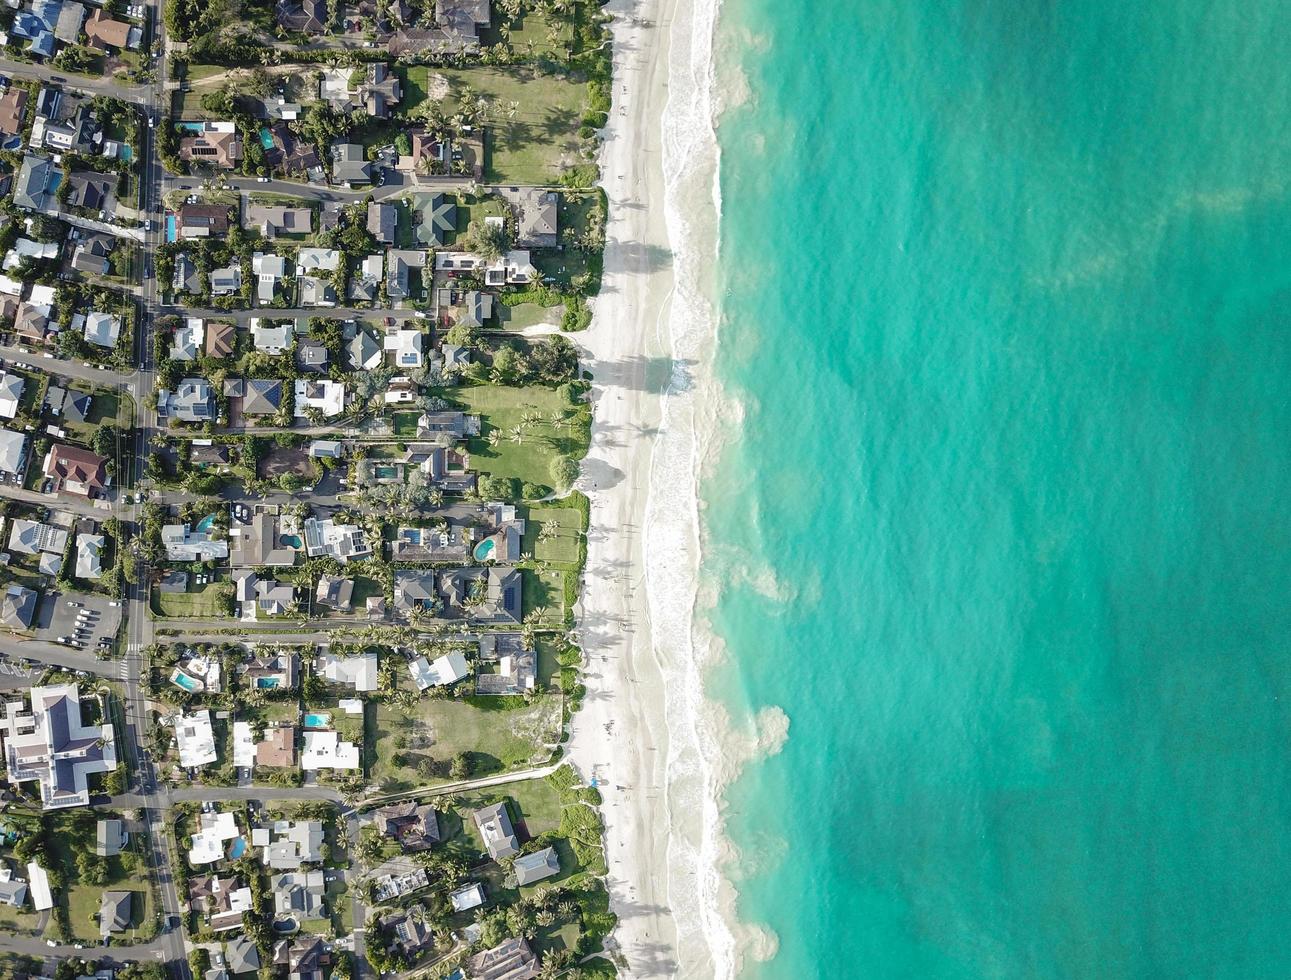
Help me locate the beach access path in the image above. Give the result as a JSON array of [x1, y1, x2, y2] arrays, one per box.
[[565, 0, 693, 976]]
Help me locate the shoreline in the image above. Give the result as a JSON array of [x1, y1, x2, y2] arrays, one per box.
[[565, 0, 733, 976]]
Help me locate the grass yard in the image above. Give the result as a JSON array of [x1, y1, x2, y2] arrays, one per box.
[[452, 384, 591, 489], [392, 412, 420, 437], [495, 301, 564, 332], [371, 693, 559, 792], [152, 582, 230, 618], [521, 502, 585, 567], [522, 569, 567, 624], [401, 66, 590, 183], [445, 777, 566, 864], [533, 191, 606, 290], [46, 810, 156, 945]]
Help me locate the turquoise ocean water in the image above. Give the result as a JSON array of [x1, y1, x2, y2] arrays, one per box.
[[704, 2, 1291, 977]]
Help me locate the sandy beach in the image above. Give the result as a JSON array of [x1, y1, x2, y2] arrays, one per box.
[[565, 0, 729, 976]]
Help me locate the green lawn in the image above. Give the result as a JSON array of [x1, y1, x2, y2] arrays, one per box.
[[152, 582, 230, 618], [401, 66, 590, 183], [522, 569, 567, 624], [371, 690, 560, 792], [495, 300, 564, 332], [47, 811, 156, 945], [521, 503, 584, 566], [452, 384, 590, 490]]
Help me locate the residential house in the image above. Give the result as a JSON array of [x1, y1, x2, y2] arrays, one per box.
[[209, 264, 242, 296], [349, 254, 383, 304], [0, 683, 117, 808], [45, 384, 91, 423], [275, 0, 327, 33], [83, 7, 139, 50], [316, 651, 377, 692], [13, 155, 59, 212], [244, 204, 312, 238], [43, 444, 109, 497], [272, 935, 327, 980], [439, 566, 522, 623], [255, 578, 295, 617], [96, 817, 127, 856], [416, 193, 456, 246], [385, 248, 426, 301], [383, 327, 423, 368], [65, 170, 113, 211], [171, 318, 205, 361], [296, 337, 328, 373], [177, 203, 231, 238], [173, 253, 203, 294], [252, 318, 294, 354], [98, 890, 132, 939], [0, 429, 27, 478], [373, 801, 440, 851], [0, 584, 38, 629], [300, 728, 359, 770], [252, 252, 286, 305], [157, 377, 215, 423], [75, 532, 105, 579], [189, 874, 252, 932], [230, 510, 296, 565], [161, 522, 228, 562], [0, 372, 23, 420], [512, 846, 560, 886], [330, 142, 371, 186], [294, 379, 345, 418], [82, 310, 121, 348], [180, 122, 243, 169], [472, 802, 519, 860], [255, 724, 297, 768], [466, 938, 539, 980], [206, 320, 237, 358], [0, 88, 28, 137], [71, 234, 113, 276], [450, 882, 486, 912], [262, 820, 323, 869], [509, 187, 559, 247], [242, 648, 298, 689], [367, 202, 396, 245], [314, 574, 354, 612], [393, 569, 437, 619], [174, 709, 218, 768]]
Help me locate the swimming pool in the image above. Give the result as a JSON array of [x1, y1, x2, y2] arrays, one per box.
[[196, 513, 217, 532], [304, 712, 330, 728], [258, 127, 274, 150], [474, 537, 496, 561], [256, 677, 280, 689], [280, 535, 302, 549], [402, 528, 422, 544], [165, 214, 177, 243], [170, 669, 200, 692], [228, 837, 247, 859], [375, 465, 399, 480]]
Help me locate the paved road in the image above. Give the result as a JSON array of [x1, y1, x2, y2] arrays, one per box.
[[0, 344, 138, 392], [0, 483, 116, 519], [0, 56, 150, 100], [0, 635, 116, 676], [0, 933, 173, 962], [161, 305, 430, 322]]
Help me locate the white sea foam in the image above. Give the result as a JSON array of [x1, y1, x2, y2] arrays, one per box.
[[644, 0, 787, 975]]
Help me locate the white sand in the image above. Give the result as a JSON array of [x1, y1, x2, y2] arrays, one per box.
[[566, 0, 730, 976]]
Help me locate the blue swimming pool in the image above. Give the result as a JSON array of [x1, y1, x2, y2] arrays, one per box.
[[258, 127, 274, 150], [197, 513, 216, 532], [474, 538, 496, 561], [228, 837, 247, 859], [304, 713, 330, 728], [120, 145, 133, 161], [165, 214, 177, 243], [402, 529, 422, 544], [171, 671, 200, 692], [256, 677, 280, 689]]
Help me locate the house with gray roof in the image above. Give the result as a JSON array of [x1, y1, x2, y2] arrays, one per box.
[[0, 585, 37, 629], [99, 890, 132, 938], [244, 204, 312, 238], [65, 170, 113, 211], [210, 264, 242, 296], [439, 567, 522, 624], [330, 142, 372, 186], [416, 193, 457, 246], [367, 202, 396, 244], [242, 379, 283, 417], [350, 253, 383, 303], [226, 935, 261, 975], [157, 377, 215, 423], [13, 155, 58, 212], [75, 532, 105, 580], [96, 818, 127, 856], [385, 248, 426, 301], [512, 846, 559, 885], [256, 579, 296, 617], [0, 429, 27, 476], [393, 569, 438, 619], [295, 337, 329, 373], [345, 323, 382, 369], [271, 870, 325, 921]]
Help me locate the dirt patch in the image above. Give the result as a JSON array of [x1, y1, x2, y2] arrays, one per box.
[[258, 446, 316, 480], [426, 73, 452, 101]]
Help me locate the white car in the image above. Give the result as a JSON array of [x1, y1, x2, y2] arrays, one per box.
[[258, 176, 270, 183]]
